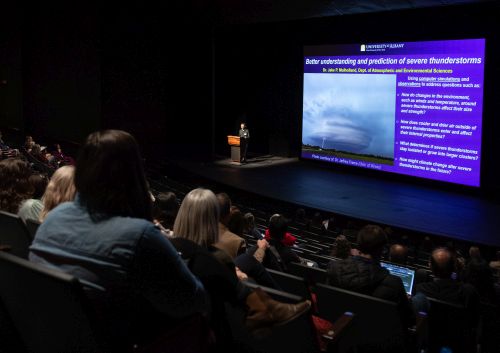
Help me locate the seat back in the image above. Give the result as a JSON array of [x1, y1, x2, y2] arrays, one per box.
[[225, 282, 319, 353], [0, 299, 26, 353], [426, 297, 477, 353], [288, 261, 327, 284], [0, 251, 100, 353], [266, 268, 311, 299], [315, 283, 405, 351], [25, 218, 41, 239], [0, 211, 33, 258]]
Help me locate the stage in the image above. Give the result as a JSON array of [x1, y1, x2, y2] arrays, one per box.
[[169, 154, 500, 248]]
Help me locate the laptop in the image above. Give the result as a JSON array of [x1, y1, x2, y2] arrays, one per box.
[[381, 262, 416, 296]]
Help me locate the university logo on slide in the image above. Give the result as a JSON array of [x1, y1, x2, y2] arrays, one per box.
[[360, 44, 366, 52]]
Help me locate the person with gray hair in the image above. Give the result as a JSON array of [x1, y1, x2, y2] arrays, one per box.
[[171, 188, 311, 347]]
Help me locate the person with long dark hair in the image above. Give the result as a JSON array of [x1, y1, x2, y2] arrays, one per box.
[[29, 130, 208, 351]]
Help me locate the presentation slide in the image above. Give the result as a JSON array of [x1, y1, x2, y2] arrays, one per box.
[[301, 39, 485, 187]]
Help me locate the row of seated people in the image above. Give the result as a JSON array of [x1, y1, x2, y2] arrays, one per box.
[[1, 130, 315, 353], [148, 165, 483, 275], [0, 158, 76, 225], [0, 130, 20, 159], [2, 128, 498, 352], [23, 135, 75, 168], [149, 185, 498, 351], [168, 189, 499, 306]]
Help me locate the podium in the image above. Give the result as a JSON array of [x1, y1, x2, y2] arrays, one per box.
[[227, 135, 240, 163]]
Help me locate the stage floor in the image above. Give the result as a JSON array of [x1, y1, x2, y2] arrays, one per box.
[[172, 155, 500, 247]]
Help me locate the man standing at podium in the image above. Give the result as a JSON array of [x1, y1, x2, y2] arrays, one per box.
[[239, 123, 250, 163]]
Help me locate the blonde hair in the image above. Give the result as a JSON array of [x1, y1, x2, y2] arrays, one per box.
[[39, 165, 76, 221], [173, 188, 220, 248]]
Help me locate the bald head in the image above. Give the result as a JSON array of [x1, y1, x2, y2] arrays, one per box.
[[389, 244, 408, 265], [430, 248, 455, 279]]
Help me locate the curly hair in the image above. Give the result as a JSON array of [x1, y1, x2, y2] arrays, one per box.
[[0, 158, 34, 214], [331, 235, 352, 259]]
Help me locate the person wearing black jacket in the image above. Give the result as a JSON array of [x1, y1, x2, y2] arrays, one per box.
[[262, 214, 302, 273], [238, 123, 250, 163], [326, 225, 415, 329]]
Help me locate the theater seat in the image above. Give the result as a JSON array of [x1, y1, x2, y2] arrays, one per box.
[[0, 211, 33, 258], [225, 282, 353, 353], [315, 283, 408, 352], [288, 261, 327, 284], [0, 251, 100, 353], [0, 299, 26, 353], [424, 297, 479, 353], [266, 268, 312, 300], [24, 218, 41, 239]]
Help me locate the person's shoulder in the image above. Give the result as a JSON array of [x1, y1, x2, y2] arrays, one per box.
[[41, 200, 79, 221], [219, 228, 245, 244], [170, 237, 205, 259], [460, 282, 479, 296], [209, 245, 234, 265], [18, 198, 43, 213], [327, 256, 356, 274], [20, 198, 43, 208]]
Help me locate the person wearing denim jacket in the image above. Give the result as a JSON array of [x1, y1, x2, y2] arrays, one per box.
[[29, 130, 208, 350]]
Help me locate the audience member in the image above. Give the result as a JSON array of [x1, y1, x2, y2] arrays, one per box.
[[0, 130, 19, 158], [322, 215, 338, 232], [0, 130, 7, 149], [326, 225, 415, 328], [214, 193, 246, 258], [420, 236, 434, 253], [263, 214, 302, 272], [489, 250, 500, 276], [294, 207, 307, 225], [17, 173, 49, 222], [389, 244, 409, 265], [210, 196, 273, 283], [310, 211, 323, 229], [264, 226, 297, 246], [171, 188, 311, 348], [243, 212, 262, 239], [0, 158, 33, 214], [227, 206, 245, 237], [330, 235, 351, 259], [30, 144, 50, 163], [24, 135, 35, 152], [152, 191, 178, 235], [51, 143, 75, 166], [29, 130, 208, 351], [38, 165, 76, 222], [463, 246, 495, 302], [414, 248, 479, 311]]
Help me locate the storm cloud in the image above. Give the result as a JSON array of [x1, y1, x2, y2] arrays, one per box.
[[302, 73, 396, 158]]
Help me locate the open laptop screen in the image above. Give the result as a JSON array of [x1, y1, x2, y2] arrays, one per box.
[[381, 262, 415, 295]]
